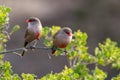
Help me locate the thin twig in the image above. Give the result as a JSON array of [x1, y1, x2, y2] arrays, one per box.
[[0, 46, 51, 54], [72, 57, 78, 67], [0, 48, 23, 54], [81, 61, 97, 65]]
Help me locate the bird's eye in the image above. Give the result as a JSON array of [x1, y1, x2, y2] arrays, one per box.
[[26, 19, 36, 23], [65, 31, 71, 36], [66, 31, 69, 34]]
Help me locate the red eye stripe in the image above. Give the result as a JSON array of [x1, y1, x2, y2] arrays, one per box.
[[66, 32, 72, 36], [26, 19, 36, 23]]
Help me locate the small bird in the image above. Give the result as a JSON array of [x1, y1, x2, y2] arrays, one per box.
[[52, 27, 72, 54], [21, 17, 42, 56]]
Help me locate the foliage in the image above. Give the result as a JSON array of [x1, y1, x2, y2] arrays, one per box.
[[0, 6, 10, 31], [95, 38, 120, 69], [112, 74, 120, 80], [1, 6, 120, 80]]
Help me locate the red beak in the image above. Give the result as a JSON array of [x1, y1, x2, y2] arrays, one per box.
[[66, 32, 72, 36], [68, 33, 72, 36], [26, 19, 29, 23]]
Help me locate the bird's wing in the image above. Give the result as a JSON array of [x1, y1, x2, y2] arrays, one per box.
[[25, 29, 28, 38], [24, 29, 30, 38], [53, 30, 61, 39]]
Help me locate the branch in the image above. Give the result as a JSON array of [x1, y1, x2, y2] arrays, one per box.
[[0, 46, 67, 59], [0, 46, 51, 54]]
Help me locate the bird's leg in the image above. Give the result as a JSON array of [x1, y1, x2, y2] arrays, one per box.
[[29, 43, 31, 48], [33, 40, 38, 47], [30, 40, 38, 51], [64, 49, 68, 55]]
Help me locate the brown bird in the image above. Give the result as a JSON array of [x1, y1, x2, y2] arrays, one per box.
[[52, 27, 72, 54], [22, 17, 42, 56]]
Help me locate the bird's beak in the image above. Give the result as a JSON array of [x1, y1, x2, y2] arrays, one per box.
[[26, 19, 29, 23], [67, 32, 72, 36], [69, 33, 72, 36]]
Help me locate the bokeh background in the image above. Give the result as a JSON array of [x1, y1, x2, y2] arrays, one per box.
[[1, 0, 120, 79]]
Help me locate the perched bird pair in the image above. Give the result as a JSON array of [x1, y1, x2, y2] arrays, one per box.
[[22, 17, 72, 56]]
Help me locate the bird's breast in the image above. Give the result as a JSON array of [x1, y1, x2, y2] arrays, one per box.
[[54, 34, 72, 48], [28, 25, 41, 33], [35, 32, 40, 39]]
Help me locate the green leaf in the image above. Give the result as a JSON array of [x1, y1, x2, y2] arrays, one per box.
[[5, 7, 11, 13], [22, 73, 36, 80], [112, 74, 120, 80], [10, 25, 20, 35], [92, 66, 107, 80]]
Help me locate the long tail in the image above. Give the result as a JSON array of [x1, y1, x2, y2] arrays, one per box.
[[52, 46, 57, 54], [21, 41, 28, 56]]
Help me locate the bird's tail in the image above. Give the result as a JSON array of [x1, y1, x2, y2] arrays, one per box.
[[51, 46, 57, 54], [21, 41, 28, 56]]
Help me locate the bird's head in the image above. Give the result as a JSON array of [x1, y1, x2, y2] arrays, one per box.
[[26, 17, 41, 26], [63, 27, 72, 36], [26, 17, 40, 23]]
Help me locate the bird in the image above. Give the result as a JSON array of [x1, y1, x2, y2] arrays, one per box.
[[21, 17, 42, 56], [52, 27, 72, 54]]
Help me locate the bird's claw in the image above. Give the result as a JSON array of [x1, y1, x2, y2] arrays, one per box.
[[23, 48, 27, 52], [30, 46, 35, 49], [30, 46, 35, 51], [64, 50, 68, 55]]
